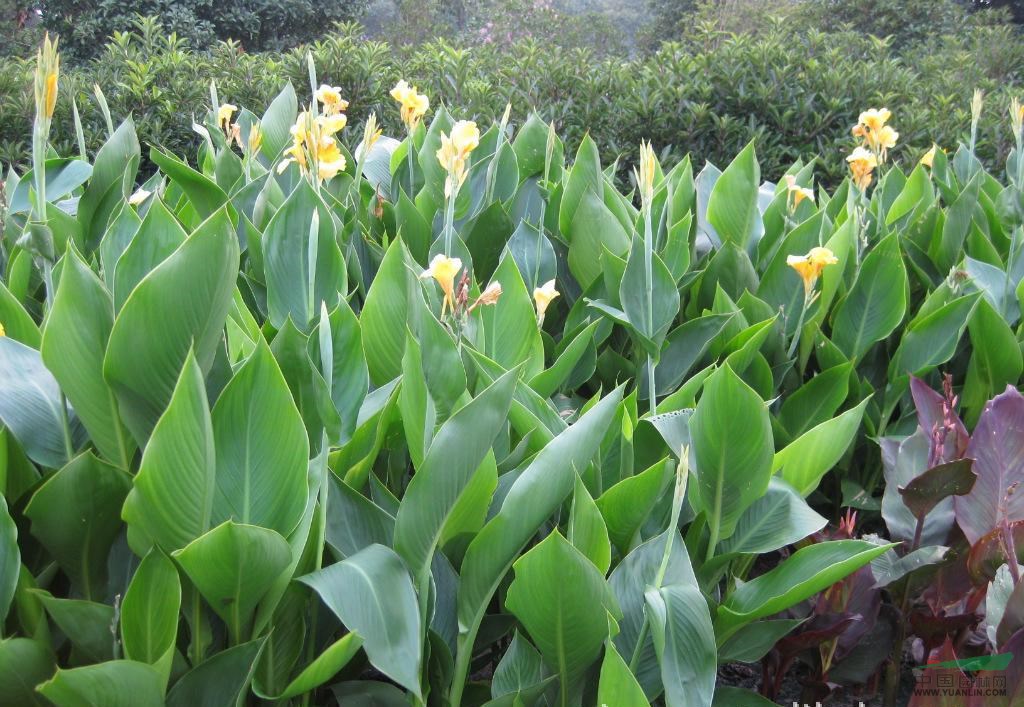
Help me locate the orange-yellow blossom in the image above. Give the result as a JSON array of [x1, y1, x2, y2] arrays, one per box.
[[847, 147, 878, 191], [436, 120, 480, 198], [391, 80, 430, 132], [787, 246, 838, 295], [784, 174, 814, 209], [533, 279, 560, 325], [421, 254, 463, 316]]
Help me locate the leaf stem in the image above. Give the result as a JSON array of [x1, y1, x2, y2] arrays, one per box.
[[628, 452, 688, 671]]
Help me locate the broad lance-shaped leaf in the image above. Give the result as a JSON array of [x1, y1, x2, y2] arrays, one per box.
[[831, 232, 907, 361], [37, 661, 164, 707], [715, 540, 894, 639], [35, 594, 114, 663], [610, 532, 699, 696], [78, 118, 140, 250], [263, 180, 345, 330], [620, 236, 679, 355], [394, 368, 516, 579], [773, 398, 870, 497], [0, 497, 18, 626], [361, 238, 417, 386], [211, 340, 309, 537], [899, 458, 975, 521], [955, 386, 1024, 545], [491, 631, 545, 698], [598, 641, 651, 707], [256, 632, 364, 701], [300, 544, 422, 698], [104, 206, 239, 444], [24, 452, 131, 600], [0, 638, 54, 706], [478, 254, 544, 378], [149, 146, 230, 220], [505, 532, 621, 695], [41, 246, 134, 467], [122, 351, 215, 553], [880, 430, 953, 547], [456, 386, 624, 686], [120, 549, 179, 678], [718, 477, 827, 556], [645, 584, 716, 707], [174, 521, 290, 644], [706, 141, 762, 250], [0, 336, 81, 469], [690, 363, 773, 547], [111, 197, 187, 312], [307, 300, 368, 445], [568, 475, 612, 574], [166, 638, 266, 707]]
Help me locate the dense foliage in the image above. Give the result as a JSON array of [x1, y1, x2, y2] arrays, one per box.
[[1, 18, 1023, 186], [37, 0, 369, 60], [2, 33, 1024, 705]]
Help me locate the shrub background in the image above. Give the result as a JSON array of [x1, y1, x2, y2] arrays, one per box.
[[1, 2, 1023, 185]]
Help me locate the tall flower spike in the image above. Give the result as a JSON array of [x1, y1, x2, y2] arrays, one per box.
[[1011, 97, 1023, 139], [637, 140, 656, 210], [34, 33, 60, 120], [421, 254, 463, 317], [361, 113, 383, 160]]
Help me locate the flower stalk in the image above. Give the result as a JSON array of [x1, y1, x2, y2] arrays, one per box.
[[637, 141, 658, 414]]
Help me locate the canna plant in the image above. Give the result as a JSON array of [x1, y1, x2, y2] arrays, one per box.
[[0, 32, 1023, 707]]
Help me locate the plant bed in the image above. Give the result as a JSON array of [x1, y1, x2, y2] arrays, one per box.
[[0, 36, 1023, 707]]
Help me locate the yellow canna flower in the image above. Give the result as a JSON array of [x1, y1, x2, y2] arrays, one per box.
[[316, 84, 348, 116], [533, 279, 560, 325], [128, 188, 152, 206], [450, 120, 480, 155], [0, 321, 5, 337], [784, 174, 814, 210], [847, 146, 878, 191], [852, 107, 898, 162], [217, 103, 237, 133], [787, 246, 838, 295], [1012, 98, 1023, 138], [436, 120, 480, 198], [391, 79, 430, 132], [468, 281, 503, 313], [316, 136, 347, 181], [858, 108, 891, 133], [319, 113, 348, 136], [637, 140, 656, 210], [872, 124, 899, 160], [278, 111, 347, 182], [920, 144, 938, 168], [421, 254, 463, 316]]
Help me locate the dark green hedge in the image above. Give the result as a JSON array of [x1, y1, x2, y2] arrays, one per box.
[[2, 18, 1023, 185]]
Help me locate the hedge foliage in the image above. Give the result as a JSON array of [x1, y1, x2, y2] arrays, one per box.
[[1, 17, 1023, 184]]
